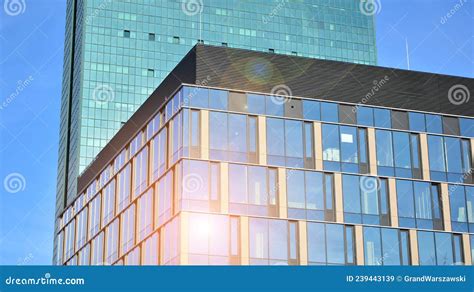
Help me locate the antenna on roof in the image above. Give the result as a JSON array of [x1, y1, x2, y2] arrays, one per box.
[[405, 38, 410, 70]]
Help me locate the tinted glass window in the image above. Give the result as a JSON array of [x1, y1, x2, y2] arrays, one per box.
[[266, 96, 284, 116], [428, 135, 446, 172], [374, 108, 391, 128], [208, 89, 228, 110], [418, 231, 436, 265], [356, 106, 374, 126], [391, 111, 408, 130], [460, 118, 474, 137], [302, 100, 320, 120], [409, 112, 426, 132], [363, 227, 382, 265], [375, 130, 393, 167], [321, 102, 338, 123], [442, 116, 460, 136], [426, 114, 443, 134], [339, 105, 356, 124]]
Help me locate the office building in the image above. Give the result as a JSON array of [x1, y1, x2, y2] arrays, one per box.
[[56, 0, 378, 220], [54, 45, 474, 266]]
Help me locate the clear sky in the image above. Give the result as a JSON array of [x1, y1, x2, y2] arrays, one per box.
[[0, 0, 472, 265]]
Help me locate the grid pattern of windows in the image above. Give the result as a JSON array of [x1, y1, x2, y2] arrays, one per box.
[[59, 1, 378, 200], [57, 85, 474, 266]]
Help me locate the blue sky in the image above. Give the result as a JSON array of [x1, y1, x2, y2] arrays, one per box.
[[0, 0, 472, 265]]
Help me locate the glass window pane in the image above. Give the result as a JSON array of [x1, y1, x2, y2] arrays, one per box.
[[326, 224, 344, 264], [343, 175, 361, 213], [229, 164, 247, 204], [409, 112, 426, 132], [445, 137, 462, 174], [361, 177, 379, 215], [453, 235, 464, 265], [287, 170, 305, 208], [357, 106, 374, 126], [321, 102, 338, 123], [228, 114, 247, 162], [266, 96, 284, 116], [306, 171, 324, 210], [374, 108, 391, 128], [302, 100, 320, 120], [209, 112, 228, 159], [209, 215, 229, 256], [418, 231, 436, 265], [428, 135, 446, 172], [461, 140, 472, 173], [414, 182, 432, 220], [400, 231, 410, 265], [322, 124, 340, 162], [375, 130, 393, 167], [364, 227, 382, 265], [285, 120, 304, 166], [410, 134, 421, 169], [209, 89, 228, 110], [249, 218, 268, 259], [269, 220, 288, 261], [340, 126, 358, 163], [450, 186, 467, 223], [393, 132, 411, 169], [345, 226, 355, 264], [466, 187, 474, 223], [359, 129, 368, 164], [266, 118, 285, 165], [460, 118, 474, 138], [396, 180, 415, 218], [247, 94, 265, 115], [182, 160, 209, 201], [189, 87, 209, 108], [435, 232, 454, 265], [426, 114, 443, 134], [248, 166, 268, 205], [381, 228, 401, 265], [307, 222, 326, 263]]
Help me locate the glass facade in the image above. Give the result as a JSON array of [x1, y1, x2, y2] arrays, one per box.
[[57, 0, 378, 221], [55, 84, 474, 266]]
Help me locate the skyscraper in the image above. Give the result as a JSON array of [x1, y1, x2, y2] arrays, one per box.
[[56, 0, 377, 219], [54, 45, 474, 266]]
